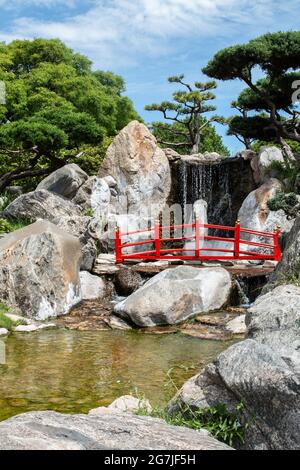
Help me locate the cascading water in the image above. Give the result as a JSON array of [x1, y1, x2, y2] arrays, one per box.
[[179, 161, 233, 228], [235, 278, 251, 307]]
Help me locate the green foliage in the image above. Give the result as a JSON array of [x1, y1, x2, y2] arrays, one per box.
[[0, 217, 30, 234], [133, 368, 247, 447], [75, 136, 113, 176], [203, 32, 300, 147], [0, 302, 26, 330], [137, 401, 247, 447], [0, 303, 13, 330], [267, 191, 299, 217], [145, 75, 226, 154], [85, 208, 94, 217], [0, 38, 140, 190], [0, 312, 13, 330], [0, 192, 14, 210], [152, 120, 229, 155], [262, 159, 299, 192]]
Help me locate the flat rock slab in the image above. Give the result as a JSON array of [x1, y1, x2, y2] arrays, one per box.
[[120, 262, 275, 278], [181, 324, 233, 341], [56, 299, 113, 331], [0, 410, 232, 450], [195, 312, 239, 327]]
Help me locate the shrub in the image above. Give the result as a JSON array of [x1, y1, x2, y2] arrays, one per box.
[[0, 217, 30, 235], [0, 303, 14, 330], [267, 191, 299, 217], [136, 401, 247, 448]]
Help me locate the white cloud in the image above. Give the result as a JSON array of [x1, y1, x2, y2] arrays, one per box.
[[0, 0, 297, 68], [0, 0, 76, 7]]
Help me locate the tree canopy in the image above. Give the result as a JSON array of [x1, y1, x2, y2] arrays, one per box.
[[151, 119, 229, 156], [0, 38, 140, 191], [203, 32, 300, 153], [145, 75, 226, 154]]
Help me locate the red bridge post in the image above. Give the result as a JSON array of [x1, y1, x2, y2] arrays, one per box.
[[155, 219, 161, 258], [195, 216, 200, 258], [273, 225, 282, 261], [234, 219, 240, 259], [115, 225, 123, 264]]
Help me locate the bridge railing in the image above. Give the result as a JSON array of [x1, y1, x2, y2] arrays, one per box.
[[115, 219, 282, 264]]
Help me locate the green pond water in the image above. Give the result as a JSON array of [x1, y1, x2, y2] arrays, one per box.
[[0, 329, 235, 422]]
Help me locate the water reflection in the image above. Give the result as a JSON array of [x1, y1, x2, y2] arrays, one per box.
[[0, 329, 234, 421]]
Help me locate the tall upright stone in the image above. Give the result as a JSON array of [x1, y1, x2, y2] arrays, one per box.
[[99, 121, 171, 220]]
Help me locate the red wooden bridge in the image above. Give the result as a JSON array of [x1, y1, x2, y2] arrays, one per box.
[[115, 219, 282, 264]]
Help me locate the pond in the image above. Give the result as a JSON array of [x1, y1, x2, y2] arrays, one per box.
[[0, 329, 236, 421]]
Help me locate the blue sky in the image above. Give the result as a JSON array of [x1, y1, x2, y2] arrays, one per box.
[[0, 0, 299, 154]]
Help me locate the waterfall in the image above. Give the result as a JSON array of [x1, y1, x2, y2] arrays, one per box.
[[235, 278, 250, 307], [179, 161, 233, 227]]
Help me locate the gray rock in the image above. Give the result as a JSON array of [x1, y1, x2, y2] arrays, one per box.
[[114, 266, 231, 327], [52, 215, 103, 271], [79, 271, 106, 300], [169, 339, 300, 449], [180, 152, 222, 163], [37, 164, 88, 199], [225, 315, 246, 334], [107, 395, 152, 414], [14, 323, 56, 332], [0, 328, 8, 336], [114, 268, 143, 296], [4, 189, 81, 222], [170, 284, 300, 449], [263, 209, 295, 235], [258, 146, 285, 177], [80, 239, 97, 272], [265, 215, 300, 289], [238, 178, 282, 240], [248, 284, 300, 335], [247, 285, 300, 373], [104, 315, 132, 330], [72, 176, 110, 220], [0, 220, 81, 320], [0, 410, 232, 450], [102, 175, 117, 188], [99, 121, 171, 219]]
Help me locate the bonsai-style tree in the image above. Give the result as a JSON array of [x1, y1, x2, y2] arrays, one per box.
[[145, 75, 225, 154], [203, 31, 300, 159], [227, 100, 255, 150]]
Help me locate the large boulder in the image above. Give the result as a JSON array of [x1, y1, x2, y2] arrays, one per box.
[[169, 284, 300, 449], [263, 208, 295, 234], [257, 146, 285, 181], [265, 215, 300, 290], [99, 121, 171, 219], [72, 176, 110, 221], [52, 215, 103, 271], [37, 163, 88, 199], [114, 266, 231, 327], [0, 410, 231, 450], [247, 147, 286, 184], [4, 189, 81, 222], [0, 220, 81, 320], [238, 178, 282, 237], [247, 285, 300, 373]]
